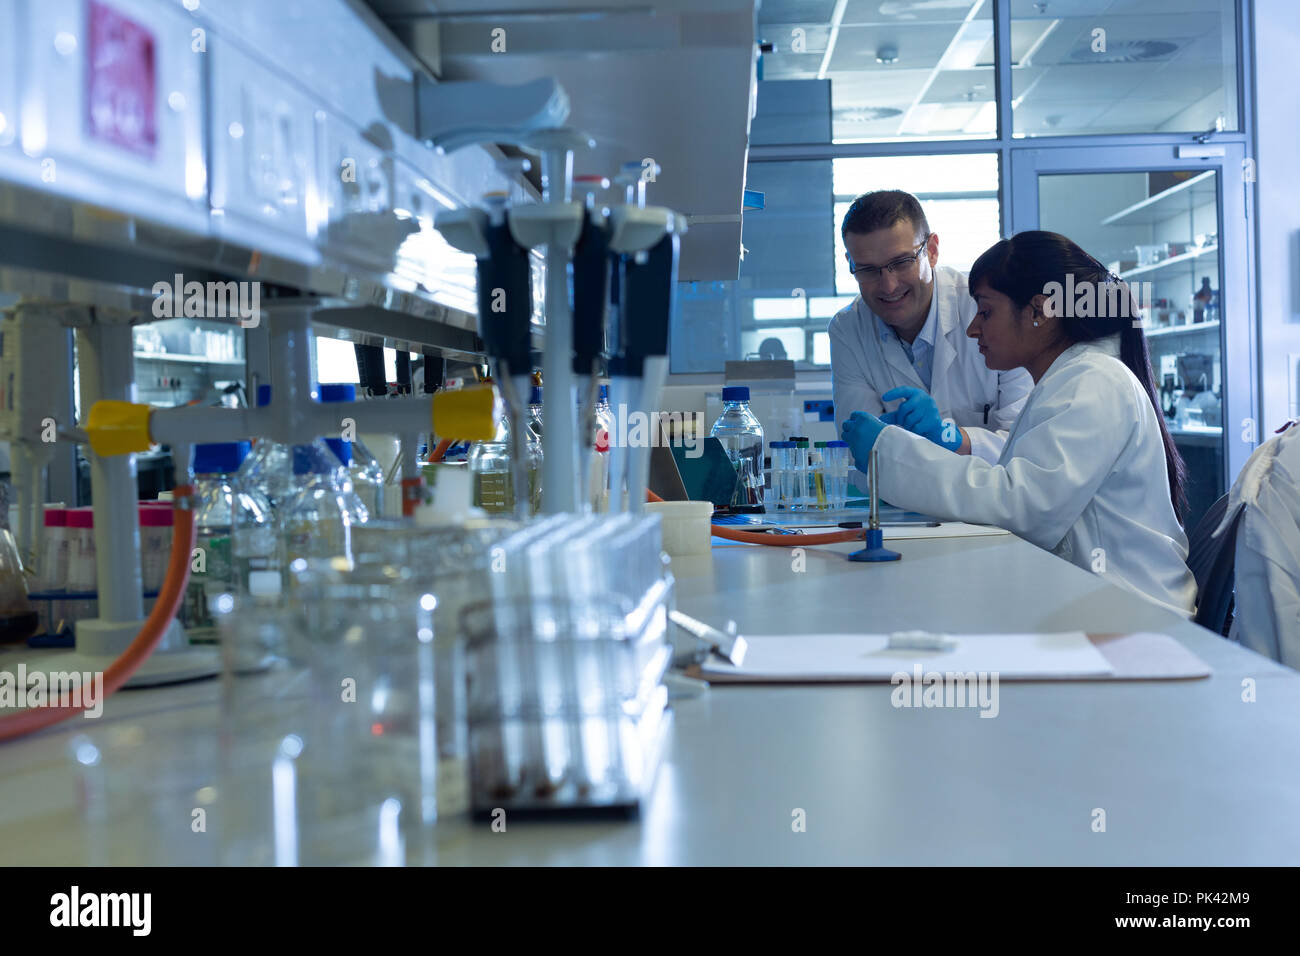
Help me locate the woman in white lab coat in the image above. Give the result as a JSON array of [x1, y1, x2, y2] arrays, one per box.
[[841, 231, 1198, 617]]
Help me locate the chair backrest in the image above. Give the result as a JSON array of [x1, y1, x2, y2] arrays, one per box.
[[1186, 492, 1243, 634]]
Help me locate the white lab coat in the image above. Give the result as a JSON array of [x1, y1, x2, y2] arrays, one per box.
[[828, 265, 1033, 467], [1219, 424, 1300, 666], [873, 335, 1198, 618]]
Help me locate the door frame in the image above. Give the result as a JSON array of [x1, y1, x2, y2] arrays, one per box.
[[1009, 143, 1255, 486]]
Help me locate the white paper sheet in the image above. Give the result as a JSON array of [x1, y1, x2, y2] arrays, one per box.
[[700, 631, 1115, 682]]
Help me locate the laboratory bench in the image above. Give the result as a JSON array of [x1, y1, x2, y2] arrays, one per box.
[[2, 531, 1298, 866]]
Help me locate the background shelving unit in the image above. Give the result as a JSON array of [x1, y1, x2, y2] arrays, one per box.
[[1100, 170, 1224, 527]]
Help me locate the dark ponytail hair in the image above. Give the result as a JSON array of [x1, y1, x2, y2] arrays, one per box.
[[969, 230, 1187, 523]]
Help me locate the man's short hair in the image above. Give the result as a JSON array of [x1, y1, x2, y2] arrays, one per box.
[[841, 190, 930, 243]]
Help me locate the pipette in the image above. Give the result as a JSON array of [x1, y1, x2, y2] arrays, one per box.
[[609, 160, 680, 514]]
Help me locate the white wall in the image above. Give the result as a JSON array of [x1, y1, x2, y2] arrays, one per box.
[[1253, 0, 1300, 429]]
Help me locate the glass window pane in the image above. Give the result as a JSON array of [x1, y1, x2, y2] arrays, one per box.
[[812, 331, 832, 365], [316, 336, 360, 384], [671, 153, 1001, 374], [1037, 168, 1224, 530], [755, 0, 995, 143], [1012, 0, 1239, 138], [741, 327, 807, 362], [754, 296, 810, 321]]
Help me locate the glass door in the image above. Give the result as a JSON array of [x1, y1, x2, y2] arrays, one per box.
[[1010, 144, 1253, 533]]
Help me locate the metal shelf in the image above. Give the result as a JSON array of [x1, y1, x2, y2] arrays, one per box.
[[134, 352, 246, 365], [1145, 320, 1220, 339], [1120, 245, 1218, 280], [1101, 170, 1218, 226]]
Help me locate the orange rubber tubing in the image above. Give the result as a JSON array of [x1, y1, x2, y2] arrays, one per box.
[[429, 438, 454, 463], [0, 486, 197, 742], [645, 488, 865, 546]]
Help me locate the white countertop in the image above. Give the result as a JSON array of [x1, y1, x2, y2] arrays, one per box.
[[2, 531, 1297, 865]]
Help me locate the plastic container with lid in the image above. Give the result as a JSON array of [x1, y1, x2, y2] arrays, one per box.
[[138, 504, 174, 594], [64, 507, 97, 628], [39, 506, 70, 592], [65, 507, 97, 592], [645, 500, 714, 557], [710, 386, 765, 511]]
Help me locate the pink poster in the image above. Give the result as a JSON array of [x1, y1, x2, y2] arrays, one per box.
[[85, 0, 157, 158]]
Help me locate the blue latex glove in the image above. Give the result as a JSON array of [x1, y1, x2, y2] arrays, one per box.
[[840, 410, 887, 469], [881, 386, 963, 451]]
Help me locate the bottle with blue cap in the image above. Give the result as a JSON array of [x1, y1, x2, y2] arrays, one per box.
[[282, 442, 364, 565], [236, 385, 300, 509], [237, 384, 367, 526], [710, 386, 765, 510], [184, 441, 274, 640], [318, 383, 385, 518]]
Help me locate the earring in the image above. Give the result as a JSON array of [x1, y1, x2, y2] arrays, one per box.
[[1033, 320, 1040, 327]]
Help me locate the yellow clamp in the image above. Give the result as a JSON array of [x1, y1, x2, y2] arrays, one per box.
[[432, 384, 498, 442], [85, 400, 155, 457]]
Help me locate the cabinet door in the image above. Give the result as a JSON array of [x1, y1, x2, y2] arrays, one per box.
[[1011, 144, 1252, 533]]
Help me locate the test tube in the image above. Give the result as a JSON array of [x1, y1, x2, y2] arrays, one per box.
[[790, 442, 800, 512], [768, 442, 786, 510], [827, 440, 848, 510], [812, 441, 828, 510]]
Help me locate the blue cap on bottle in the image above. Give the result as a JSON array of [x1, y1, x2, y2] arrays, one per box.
[[256, 384, 272, 408], [828, 440, 848, 448], [193, 441, 250, 474], [599, 384, 609, 402], [292, 444, 319, 476], [530, 385, 543, 405], [770, 440, 792, 448], [721, 386, 750, 403], [325, 437, 352, 467], [319, 383, 356, 403]]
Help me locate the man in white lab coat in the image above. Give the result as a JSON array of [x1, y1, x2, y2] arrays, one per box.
[[828, 191, 1031, 480]]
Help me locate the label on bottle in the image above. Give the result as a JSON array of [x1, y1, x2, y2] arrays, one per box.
[[185, 534, 230, 638], [475, 472, 513, 513]]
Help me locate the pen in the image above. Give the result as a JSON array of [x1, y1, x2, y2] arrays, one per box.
[[983, 403, 991, 425]]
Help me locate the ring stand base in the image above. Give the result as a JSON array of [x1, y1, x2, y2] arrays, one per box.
[[848, 527, 901, 562]]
